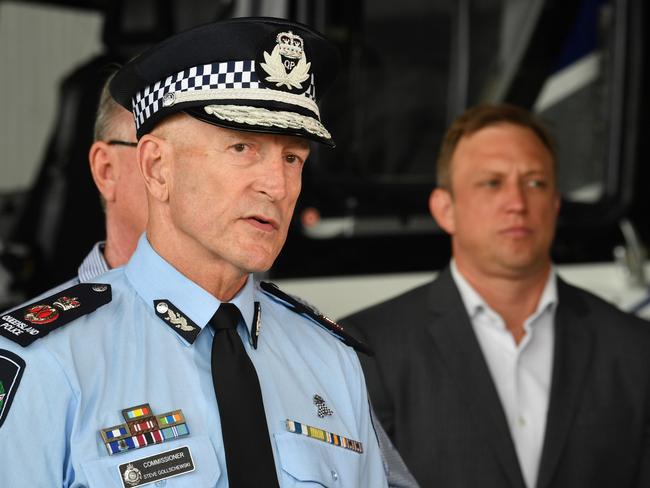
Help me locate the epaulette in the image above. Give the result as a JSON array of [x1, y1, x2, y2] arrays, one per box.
[[260, 281, 373, 356], [0, 283, 112, 347]]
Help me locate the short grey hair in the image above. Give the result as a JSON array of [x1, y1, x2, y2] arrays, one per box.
[[93, 69, 128, 142]]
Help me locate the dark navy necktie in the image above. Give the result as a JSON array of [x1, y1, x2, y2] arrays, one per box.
[[209, 303, 279, 487]]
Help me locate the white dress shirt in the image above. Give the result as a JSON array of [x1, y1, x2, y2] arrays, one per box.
[[451, 261, 557, 488]]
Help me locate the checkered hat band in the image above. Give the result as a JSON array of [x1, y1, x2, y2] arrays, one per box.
[[131, 60, 317, 130], [203, 104, 331, 140]]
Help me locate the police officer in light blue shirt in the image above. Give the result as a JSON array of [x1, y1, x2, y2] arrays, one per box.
[[0, 17, 389, 487]]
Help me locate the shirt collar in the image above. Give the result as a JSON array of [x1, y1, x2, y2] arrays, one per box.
[[77, 241, 109, 283], [125, 234, 257, 345], [450, 259, 558, 322]]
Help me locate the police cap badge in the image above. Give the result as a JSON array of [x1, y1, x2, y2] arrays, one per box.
[[110, 17, 340, 146]]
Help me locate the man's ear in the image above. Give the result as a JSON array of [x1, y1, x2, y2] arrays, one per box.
[[429, 187, 456, 235], [88, 141, 117, 202], [138, 135, 170, 203]]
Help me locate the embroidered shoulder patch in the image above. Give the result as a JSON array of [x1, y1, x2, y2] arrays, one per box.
[[0, 349, 25, 428], [0, 283, 112, 347], [260, 281, 373, 356]]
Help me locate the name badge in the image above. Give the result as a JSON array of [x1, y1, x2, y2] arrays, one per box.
[[118, 446, 195, 487]]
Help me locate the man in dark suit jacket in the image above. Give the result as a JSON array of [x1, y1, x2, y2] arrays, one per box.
[[341, 104, 650, 488]]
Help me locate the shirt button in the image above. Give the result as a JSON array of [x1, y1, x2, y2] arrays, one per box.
[[518, 416, 526, 427], [155, 481, 166, 487], [331, 469, 339, 481]]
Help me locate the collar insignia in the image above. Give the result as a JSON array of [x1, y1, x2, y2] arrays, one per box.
[[153, 300, 200, 344], [260, 30, 311, 91], [99, 403, 190, 455], [251, 301, 261, 350]]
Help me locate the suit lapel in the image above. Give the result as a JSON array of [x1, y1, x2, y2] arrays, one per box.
[[536, 278, 594, 488], [425, 268, 526, 488]]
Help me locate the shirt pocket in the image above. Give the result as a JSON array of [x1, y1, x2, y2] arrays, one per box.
[[274, 431, 362, 488], [81, 435, 221, 487]]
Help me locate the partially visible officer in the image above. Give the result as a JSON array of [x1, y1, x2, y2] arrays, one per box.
[[84, 74, 146, 276], [62, 70, 145, 286], [0, 18, 389, 487], [340, 104, 650, 488]]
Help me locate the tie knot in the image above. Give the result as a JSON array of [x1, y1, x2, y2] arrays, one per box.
[[209, 303, 243, 331]]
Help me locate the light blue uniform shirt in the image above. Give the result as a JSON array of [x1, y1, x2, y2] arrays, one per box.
[[0, 235, 388, 487]]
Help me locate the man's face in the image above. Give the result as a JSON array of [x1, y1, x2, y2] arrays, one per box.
[[432, 123, 560, 279], [162, 119, 309, 275], [111, 110, 148, 238]]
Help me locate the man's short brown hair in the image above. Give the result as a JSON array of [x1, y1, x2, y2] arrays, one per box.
[[436, 103, 556, 191]]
